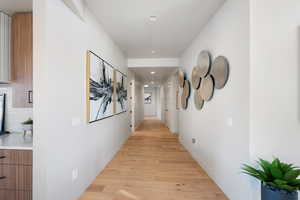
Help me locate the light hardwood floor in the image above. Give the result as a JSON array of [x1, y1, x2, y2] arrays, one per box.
[[80, 119, 228, 200]]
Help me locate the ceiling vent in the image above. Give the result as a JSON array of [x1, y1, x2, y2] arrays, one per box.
[[0, 12, 11, 83]]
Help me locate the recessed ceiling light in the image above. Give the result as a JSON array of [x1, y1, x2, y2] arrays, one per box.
[[151, 81, 154, 84], [151, 71, 155, 74], [151, 50, 156, 54], [149, 16, 157, 22], [144, 84, 149, 88]]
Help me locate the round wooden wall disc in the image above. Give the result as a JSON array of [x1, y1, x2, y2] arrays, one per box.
[[211, 56, 229, 89], [197, 51, 211, 77], [191, 66, 201, 89], [194, 90, 204, 110], [178, 71, 185, 88], [199, 75, 214, 101]]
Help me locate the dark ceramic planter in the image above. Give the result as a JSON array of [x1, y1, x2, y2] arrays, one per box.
[[261, 184, 298, 200]]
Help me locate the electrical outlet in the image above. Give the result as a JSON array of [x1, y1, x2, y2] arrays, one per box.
[[72, 168, 78, 181], [192, 138, 196, 144]]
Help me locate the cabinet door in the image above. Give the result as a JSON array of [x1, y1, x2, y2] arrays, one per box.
[[11, 13, 33, 108], [0, 189, 32, 200], [0, 165, 32, 191], [0, 150, 32, 166]]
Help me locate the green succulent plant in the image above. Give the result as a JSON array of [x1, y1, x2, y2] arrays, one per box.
[[242, 158, 300, 191], [22, 118, 33, 125]]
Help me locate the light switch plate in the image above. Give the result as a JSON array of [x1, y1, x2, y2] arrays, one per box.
[[227, 117, 233, 127], [72, 168, 78, 181]]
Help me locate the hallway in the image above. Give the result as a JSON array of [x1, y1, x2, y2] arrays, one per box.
[[80, 119, 228, 200]]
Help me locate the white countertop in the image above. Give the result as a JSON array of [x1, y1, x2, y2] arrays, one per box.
[[0, 133, 33, 150]]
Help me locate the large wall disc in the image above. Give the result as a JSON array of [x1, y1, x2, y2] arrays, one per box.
[[197, 51, 211, 77], [191, 66, 202, 89], [178, 71, 185, 88], [199, 75, 214, 101], [194, 90, 204, 110], [183, 80, 190, 98], [211, 56, 229, 89]]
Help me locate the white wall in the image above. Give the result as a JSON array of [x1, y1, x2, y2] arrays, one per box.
[[144, 87, 157, 117], [33, 0, 130, 200], [128, 70, 144, 130], [0, 87, 33, 132], [163, 73, 179, 133], [250, 0, 300, 199], [156, 86, 162, 120], [160, 86, 165, 122], [179, 0, 251, 199], [127, 71, 134, 132], [134, 80, 144, 128]]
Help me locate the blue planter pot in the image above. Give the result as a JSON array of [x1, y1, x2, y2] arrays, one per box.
[[261, 184, 298, 200]]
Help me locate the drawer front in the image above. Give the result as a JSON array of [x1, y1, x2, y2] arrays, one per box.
[[0, 165, 32, 190], [0, 150, 32, 165], [0, 189, 32, 200]]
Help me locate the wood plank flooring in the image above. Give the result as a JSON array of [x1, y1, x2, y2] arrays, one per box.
[[80, 119, 228, 200]]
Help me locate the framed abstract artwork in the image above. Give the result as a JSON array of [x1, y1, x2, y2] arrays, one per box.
[[86, 51, 115, 123], [144, 93, 152, 104], [0, 94, 6, 135], [114, 70, 127, 114]]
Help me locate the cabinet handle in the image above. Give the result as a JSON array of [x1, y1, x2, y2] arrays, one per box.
[[28, 90, 33, 104], [0, 176, 6, 180], [0, 156, 6, 159]]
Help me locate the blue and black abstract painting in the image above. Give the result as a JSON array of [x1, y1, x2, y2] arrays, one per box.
[[88, 52, 114, 122], [115, 70, 127, 114]]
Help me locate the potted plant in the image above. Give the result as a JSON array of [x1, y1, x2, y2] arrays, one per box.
[[22, 118, 33, 135], [242, 158, 300, 200]]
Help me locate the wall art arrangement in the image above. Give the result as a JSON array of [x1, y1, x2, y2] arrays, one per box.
[[86, 51, 127, 123], [114, 69, 128, 114], [144, 93, 152, 104], [178, 50, 229, 110]]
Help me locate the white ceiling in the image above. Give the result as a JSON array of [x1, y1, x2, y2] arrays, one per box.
[[0, 0, 32, 15], [86, 0, 225, 58], [130, 67, 177, 86]]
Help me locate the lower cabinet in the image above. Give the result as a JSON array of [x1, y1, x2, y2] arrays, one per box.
[[0, 190, 32, 200], [0, 150, 32, 200]]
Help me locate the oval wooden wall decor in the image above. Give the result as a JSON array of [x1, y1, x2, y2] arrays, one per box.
[[197, 51, 211, 77], [194, 90, 204, 110], [199, 75, 214, 101], [211, 56, 229, 89], [191, 66, 202, 89], [180, 50, 229, 111], [181, 80, 191, 110], [181, 94, 187, 109], [183, 80, 190, 98], [178, 71, 185, 88]]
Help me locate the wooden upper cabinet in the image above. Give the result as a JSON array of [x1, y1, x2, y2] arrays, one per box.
[[11, 13, 33, 108]]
